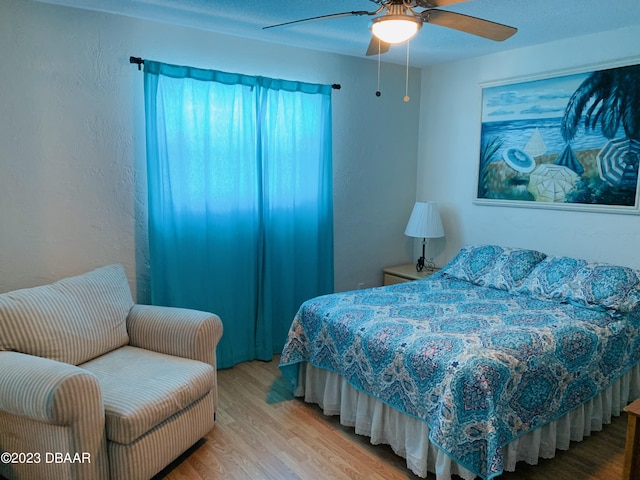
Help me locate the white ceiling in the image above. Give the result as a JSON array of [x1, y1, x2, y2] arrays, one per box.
[[35, 0, 640, 67]]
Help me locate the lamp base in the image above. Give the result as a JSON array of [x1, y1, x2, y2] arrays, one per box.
[[415, 238, 428, 272], [415, 256, 436, 272]]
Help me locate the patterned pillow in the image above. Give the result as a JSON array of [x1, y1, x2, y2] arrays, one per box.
[[442, 244, 547, 291], [516, 256, 640, 312], [619, 285, 640, 314]]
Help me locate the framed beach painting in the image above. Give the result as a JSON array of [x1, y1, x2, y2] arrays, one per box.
[[475, 58, 640, 214]]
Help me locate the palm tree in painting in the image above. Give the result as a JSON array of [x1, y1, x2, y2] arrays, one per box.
[[561, 64, 639, 205], [561, 64, 640, 142]]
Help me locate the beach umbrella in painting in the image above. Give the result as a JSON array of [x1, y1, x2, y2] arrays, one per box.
[[527, 164, 579, 202], [597, 138, 640, 187], [502, 147, 536, 173], [524, 128, 547, 158], [555, 144, 584, 176]]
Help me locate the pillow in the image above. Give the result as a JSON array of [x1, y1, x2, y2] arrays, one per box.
[[0, 264, 133, 365], [516, 256, 640, 312], [619, 285, 640, 314], [442, 244, 547, 291]]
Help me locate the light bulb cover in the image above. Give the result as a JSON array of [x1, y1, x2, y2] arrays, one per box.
[[370, 15, 422, 44]]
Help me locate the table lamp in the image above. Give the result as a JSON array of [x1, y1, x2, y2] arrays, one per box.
[[404, 201, 444, 272]]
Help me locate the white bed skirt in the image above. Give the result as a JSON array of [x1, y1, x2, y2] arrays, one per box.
[[295, 363, 640, 479]]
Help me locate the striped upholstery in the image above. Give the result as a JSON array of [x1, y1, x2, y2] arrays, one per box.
[[127, 304, 222, 368], [127, 304, 223, 410], [0, 264, 133, 365], [0, 265, 223, 480], [108, 391, 215, 480], [0, 351, 109, 480], [81, 346, 215, 444]]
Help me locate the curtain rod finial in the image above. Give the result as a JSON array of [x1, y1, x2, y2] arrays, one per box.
[[129, 56, 144, 71]]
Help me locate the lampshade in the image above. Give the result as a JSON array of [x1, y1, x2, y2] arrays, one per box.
[[404, 202, 444, 239], [370, 15, 422, 44]]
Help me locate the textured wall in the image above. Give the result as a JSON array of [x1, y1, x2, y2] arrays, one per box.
[[0, 0, 420, 298], [0, 1, 140, 292]]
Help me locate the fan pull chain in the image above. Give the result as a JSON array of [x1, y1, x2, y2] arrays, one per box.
[[404, 41, 410, 102], [376, 39, 382, 97]]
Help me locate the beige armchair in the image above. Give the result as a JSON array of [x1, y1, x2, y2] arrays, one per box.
[[0, 265, 223, 480]]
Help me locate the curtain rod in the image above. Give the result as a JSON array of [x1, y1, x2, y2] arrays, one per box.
[[129, 56, 341, 89]]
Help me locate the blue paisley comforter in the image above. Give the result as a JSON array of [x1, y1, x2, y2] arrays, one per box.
[[279, 272, 640, 479]]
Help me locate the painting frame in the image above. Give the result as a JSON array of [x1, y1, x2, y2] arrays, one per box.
[[474, 57, 640, 214]]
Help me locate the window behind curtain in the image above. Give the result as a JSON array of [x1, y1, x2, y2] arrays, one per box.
[[143, 61, 334, 369]]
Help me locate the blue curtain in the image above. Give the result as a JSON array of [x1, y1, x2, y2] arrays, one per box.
[[143, 61, 334, 369]]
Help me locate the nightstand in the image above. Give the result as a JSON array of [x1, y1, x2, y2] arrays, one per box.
[[383, 264, 440, 286]]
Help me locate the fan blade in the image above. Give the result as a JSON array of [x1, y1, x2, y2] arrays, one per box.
[[263, 10, 375, 30], [413, 0, 469, 7], [366, 36, 391, 56], [424, 9, 517, 41]]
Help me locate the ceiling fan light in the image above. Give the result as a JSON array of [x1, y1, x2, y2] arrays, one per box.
[[370, 15, 422, 44]]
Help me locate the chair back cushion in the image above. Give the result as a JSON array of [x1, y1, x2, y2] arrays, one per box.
[[0, 265, 133, 365]]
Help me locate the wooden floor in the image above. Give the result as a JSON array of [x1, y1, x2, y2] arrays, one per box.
[[154, 357, 629, 480]]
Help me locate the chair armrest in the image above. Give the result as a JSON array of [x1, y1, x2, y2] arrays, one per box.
[[126, 304, 223, 368], [0, 351, 102, 424], [0, 352, 108, 480]]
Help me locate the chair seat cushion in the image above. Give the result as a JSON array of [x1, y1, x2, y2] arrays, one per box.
[[81, 345, 215, 444]]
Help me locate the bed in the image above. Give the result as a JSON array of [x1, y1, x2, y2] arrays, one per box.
[[279, 245, 640, 479]]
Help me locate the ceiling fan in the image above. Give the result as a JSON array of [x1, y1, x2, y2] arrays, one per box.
[[263, 0, 517, 56]]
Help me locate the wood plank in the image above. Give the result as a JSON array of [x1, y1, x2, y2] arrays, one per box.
[[154, 357, 629, 480]]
